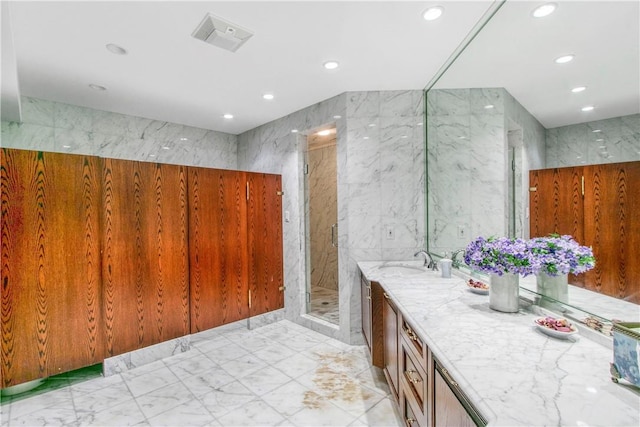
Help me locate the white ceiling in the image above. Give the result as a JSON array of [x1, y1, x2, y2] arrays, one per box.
[[3, 0, 494, 135], [434, 0, 640, 129]]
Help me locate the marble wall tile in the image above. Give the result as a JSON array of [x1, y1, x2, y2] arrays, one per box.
[[3, 96, 237, 170], [20, 97, 54, 127], [1, 121, 55, 151], [428, 87, 546, 254], [238, 90, 425, 344], [546, 113, 640, 167]]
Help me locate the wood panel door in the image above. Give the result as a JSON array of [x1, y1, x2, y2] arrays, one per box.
[[188, 167, 249, 332], [102, 159, 189, 356], [583, 162, 640, 303], [1, 149, 104, 387], [247, 172, 284, 317], [529, 167, 585, 286]]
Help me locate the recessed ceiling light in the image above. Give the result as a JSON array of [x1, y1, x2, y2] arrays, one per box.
[[368, 123, 376, 127], [323, 60, 339, 70], [291, 129, 298, 133], [596, 138, 604, 142], [106, 43, 127, 55], [484, 104, 494, 109], [180, 137, 188, 141], [223, 113, 234, 119], [89, 84, 106, 91], [555, 54, 574, 64], [571, 86, 587, 93], [333, 115, 342, 119], [317, 130, 331, 136], [363, 136, 370, 140], [532, 3, 557, 18], [423, 6, 444, 21], [162, 146, 170, 150], [149, 154, 156, 157], [62, 145, 71, 148], [401, 135, 408, 139], [581, 105, 595, 112], [262, 93, 274, 100], [592, 129, 601, 133], [417, 122, 423, 126]]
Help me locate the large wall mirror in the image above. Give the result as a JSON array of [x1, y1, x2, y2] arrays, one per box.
[[426, 1, 640, 317]]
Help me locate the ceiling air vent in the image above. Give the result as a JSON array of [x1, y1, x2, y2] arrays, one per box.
[[191, 13, 254, 53]]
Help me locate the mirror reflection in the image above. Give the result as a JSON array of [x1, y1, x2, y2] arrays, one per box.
[[426, 1, 640, 314]]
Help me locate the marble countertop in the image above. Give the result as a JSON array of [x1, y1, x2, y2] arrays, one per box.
[[358, 260, 640, 427]]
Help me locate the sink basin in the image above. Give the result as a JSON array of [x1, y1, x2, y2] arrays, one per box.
[[376, 263, 427, 275]]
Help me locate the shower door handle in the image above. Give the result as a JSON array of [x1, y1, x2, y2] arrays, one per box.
[[331, 223, 338, 248]]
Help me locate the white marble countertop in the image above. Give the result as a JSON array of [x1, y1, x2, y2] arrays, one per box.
[[358, 260, 640, 427]]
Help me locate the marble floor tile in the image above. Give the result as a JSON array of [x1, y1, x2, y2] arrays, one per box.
[[199, 380, 257, 418], [1, 319, 400, 427], [238, 365, 293, 396], [216, 399, 285, 427]]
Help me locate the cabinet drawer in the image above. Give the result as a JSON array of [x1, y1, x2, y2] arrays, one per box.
[[402, 343, 426, 406], [401, 381, 422, 427], [401, 318, 428, 365]]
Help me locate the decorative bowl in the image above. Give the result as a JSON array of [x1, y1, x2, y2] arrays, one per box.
[[534, 316, 578, 339]]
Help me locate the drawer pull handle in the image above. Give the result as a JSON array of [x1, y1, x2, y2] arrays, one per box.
[[405, 369, 422, 384], [383, 292, 390, 299], [441, 367, 459, 387], [405, 417, 416, 427], [403, 325, 420, 342]]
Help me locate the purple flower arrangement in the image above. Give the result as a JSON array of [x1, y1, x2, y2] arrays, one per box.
[[464, 234, 595, 277], [464, 236, 536, 276], [528, 234, 595, 276]]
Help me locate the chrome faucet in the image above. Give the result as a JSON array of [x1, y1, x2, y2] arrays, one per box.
[[414, 250, 438, 271], [450, 249, 465, 269]]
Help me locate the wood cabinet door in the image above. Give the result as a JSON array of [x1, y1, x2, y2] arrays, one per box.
[[583, 161, 640, 303], [434, 369, 476, 427], [1, 149, 104, 387], [102, 159, 189, 356], [188, 167, 249, 332], [383, 292, 400, 402], [247, 172, 284, 317]]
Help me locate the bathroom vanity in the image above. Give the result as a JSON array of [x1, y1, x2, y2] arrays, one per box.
[[359, 261, 640, 426]]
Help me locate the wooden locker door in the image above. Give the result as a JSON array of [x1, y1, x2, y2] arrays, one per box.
[[1, 149, 104, 387], [247, 173, 284, 317], [102, 159, 189, 356], [529, 166, 586, 286], [188, 167, 249, 332], [583, 161, 640, 303]]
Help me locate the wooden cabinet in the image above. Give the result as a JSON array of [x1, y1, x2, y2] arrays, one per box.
[[1, 149, 105, 387], [530, 161, 640, 302], [188, 168, 284, 332], [383, 291, 400, 402], [247, 173, 284, 317], [434, 362, 482, 427], [362, 277, 384, 368], [102, 158, 190, 356], [371, 280, 485, 427]]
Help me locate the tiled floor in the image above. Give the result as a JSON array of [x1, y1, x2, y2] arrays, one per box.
[[309, 287, 340, 324], [1, 320, 402, 426]]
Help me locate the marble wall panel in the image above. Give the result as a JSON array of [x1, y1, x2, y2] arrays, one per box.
[[238, 90, 425, 344], [2, 97, 237, 170], [428, 87, 546, 254], [546, 114, 640, 167]]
